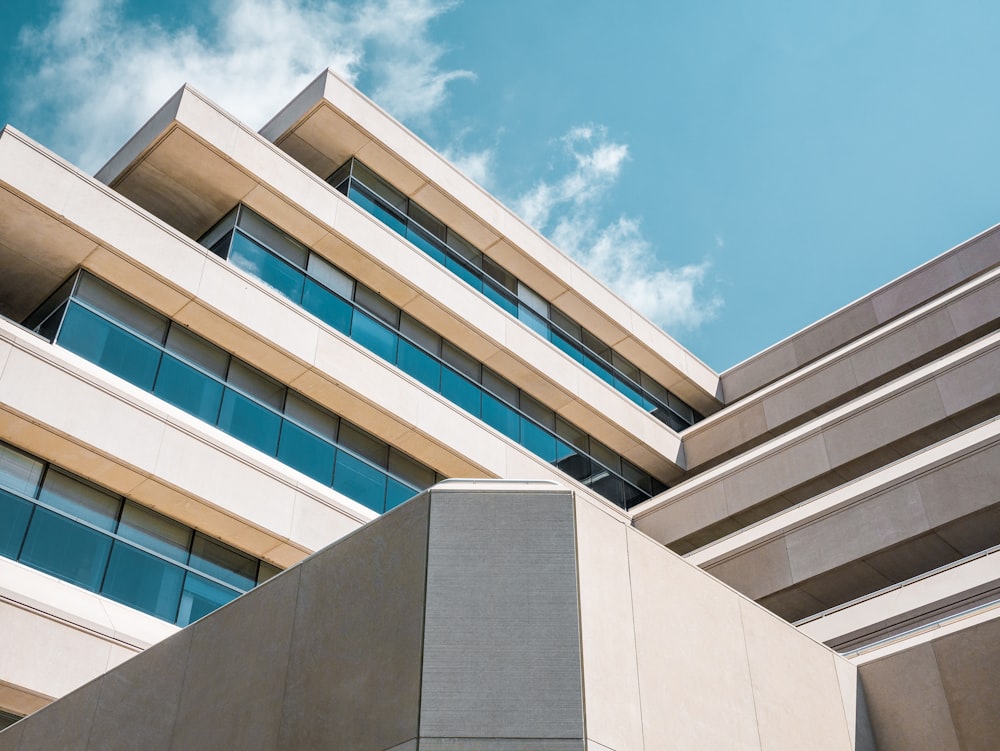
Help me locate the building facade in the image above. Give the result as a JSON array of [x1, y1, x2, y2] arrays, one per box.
[[0, 70, 996, 748]]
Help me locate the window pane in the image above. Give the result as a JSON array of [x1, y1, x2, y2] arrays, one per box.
[[38, 470, 119, 531], [0, 488, 33, 558], [236, 208, 309, 269], [553, 441, 591, 483], [385, 478, 416, 511], [517, 305, 549, 338], [407, 202, 446, 241], [217, 388, 282, 456], [165, 326, 229, 378], [406, 223, 448, 264], [102, 542, 185, 621], [483, 281, 518, 316], [153, 354, 225, 423], [58, 304, 161, 390], [284, 392, 339, 440], [307, 254, 354, 299], [257, 561, 281, 584], [441, 367, 482, 417], [582, 352, 616, 387], [482, 394, 519, 441], [303, 279, 353, 335], [552, 331, 584, 364], [189, 533, 257, 590], [230, 232, 305, 302], [521, 417, 558, 463], [388, 449, 435, 490], [20, 508, 112, 590], [613, 374, 645, 407], [198, 206, 239, 252], [350, 162, 409, 213], [333, 451, 387, 512], [0, 444, 44, 498], [226, 360, 285, 410], [353, 284, 399, 327], [75, 274, 169, 343], [277, 420, 336, 485], [589, 472, 625, 510], [350, 310, 398, 363], [337, 423, 387, 467], [397, 340, 441, 390], [349, 185, 407, 236], [445, 254, 482, 290], [117, 503, 191, 563], [177, 571, 241, 627]]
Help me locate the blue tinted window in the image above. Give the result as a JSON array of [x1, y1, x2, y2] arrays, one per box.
[[349, 187, 407, 236], [484, 282, 518, 316], [302, 279, 353, 334], [177, 572, 241, 627], [102, 542, 185, 621], [218, 389, 282, 456], [406, 224, 448, 264], [153, 354, 225, 423], [613, 375, 645, 408], [334, 452, 387, 513], [351, 310, 398, 362], [441, 367, 482, 417], [58, 304, 161, 390], [385, 478, 416, 512], [230, 232, 305, 302], [482, 394, 519, 441], [20, 508, 112, 590], [189, 534, 257, 591], [398, 340, 441, 390], [552, 331, 584, 363], [445, 255, 483, 290], [582, 353, 616, 387], [517, 305, 549, 338], [0, 489, 32, 558], [520, 418, 558, 463], [277, 420, 336, 485]]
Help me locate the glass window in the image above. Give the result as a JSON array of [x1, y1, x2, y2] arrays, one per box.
[[353, 284, 400, 327], [400, 314, 440, 355], [199, 206, 239, 252], [0, 443, 44, 498], [482, 394, 519, 441], [349, 186, 408, 236], [441, 342, 480, 382], [236, 207, 309, 269], [284, 392, 339, 440], [226, 360, 285, 411], [388, 449, 435, 490], [217, 388, 282, 456], [229, 232, 305, 303], [189, 533, 258, 590], [483, 280, 518, 316], [57, 304, 162, 391], [102, 542, 185, 621], [520, 417, 558, 463], [117, 503, 191, 563], [445, 254, 483, 290], [350, 310, 398, 363], [407, 202, 447, 242], [24, 274, 76, 334], [405, 223, 448, 264], [153, 354, 225, 423], [303, 279, 353, 335], [307, 254, 354, 300], [482, 256, 517, 294], [337, 423, 387, 468], [333, 451, 387, 512], [257, 561, 281, 584], [75, 274, 169, 343], [165, 326, 229, 378], [516, 283, 548, 316], [446, 231, 482, 267], [482, 368, 518, 406], [277, 420, 336, 485], [385, 478, 415, 511], [350, 161, 409, 213], [177, 571, 241, 627], [19, 508, 113, 590], [517, 304, 549, 338], [38, 470, 119, 531], [327, 160, 353, 192], [398, 340, 441, 390], [588, 439, 622, 476], [441, 366, 482, 417], [0, 488, 33, 559], [519, 392, 555, 430]]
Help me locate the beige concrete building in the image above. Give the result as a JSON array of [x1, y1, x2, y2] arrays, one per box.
[[0, 70, 996, 748]]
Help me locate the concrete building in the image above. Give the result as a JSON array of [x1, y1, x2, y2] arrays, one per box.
[[0, 70, 996, 748]]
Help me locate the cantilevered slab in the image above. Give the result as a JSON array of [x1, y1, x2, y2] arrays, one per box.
[[0, 481, 871, 750], [258, 69, 723, 414]]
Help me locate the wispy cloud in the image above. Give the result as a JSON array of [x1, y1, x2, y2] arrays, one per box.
[[441, 145, 495, 188], [14, 0, 471, 171], [514, 126, 721, 331]]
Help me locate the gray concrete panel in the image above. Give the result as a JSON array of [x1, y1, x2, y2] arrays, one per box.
[[0, 720, 21, 751], [169, 568, 301, 751], [849, 308, 958, 387], [861, 643, 961, 750], [793, 300, 879, 367], [934, 347, 1000, 416], [87, 628, 193, 751], [15, 677, 103, 751], [932, 617, 1000, 750], [918, 440, 1000, 528], [419, 489, 583, 742], [870, 253, 968, 324], [418, 739, 585, 751], [279, 495, 430, 751], [946, 277, 1000, 336]]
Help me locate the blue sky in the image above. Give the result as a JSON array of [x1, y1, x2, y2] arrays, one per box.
[[2, 1, 999, 371]]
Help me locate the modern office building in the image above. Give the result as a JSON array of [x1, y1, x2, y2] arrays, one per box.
[[0, 70, 996, 748]]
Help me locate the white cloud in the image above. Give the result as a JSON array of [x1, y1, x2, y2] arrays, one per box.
[[441, 145, 495, 188], [15, 0, 471, 171], [515, 126, 721, 332]]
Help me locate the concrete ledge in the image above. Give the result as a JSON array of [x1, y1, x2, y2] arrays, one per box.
[[722, 220, 1000, 402]]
